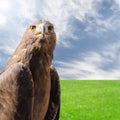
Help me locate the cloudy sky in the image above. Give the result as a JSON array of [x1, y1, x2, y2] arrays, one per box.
[[0, 0, 120, 79]]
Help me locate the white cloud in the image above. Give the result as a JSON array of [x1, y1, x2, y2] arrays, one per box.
[[0, 46, 14, 55], [0, 14, 7, 26], [37, 0, 102, 45], [56, 42, 120, 80], [16, 1, 36, 20], [85, 0, 120, 36], [0, 0, 11, 26], [0, 0, 100, 55], [103, 41, 120, 59], [0, 0, 10, 10], [56, 59, 120, 80], [114, 0, 120, 8]]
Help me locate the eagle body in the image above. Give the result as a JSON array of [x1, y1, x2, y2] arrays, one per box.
[[0, 20, 60, 120]]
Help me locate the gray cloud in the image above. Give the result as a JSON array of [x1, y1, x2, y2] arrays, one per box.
[[56, 41, 120, 79]]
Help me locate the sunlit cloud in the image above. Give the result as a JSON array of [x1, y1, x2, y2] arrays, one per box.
[[0, 0, 11, 26], [0, 0, 11, 12], [0, 14, 7, 26]]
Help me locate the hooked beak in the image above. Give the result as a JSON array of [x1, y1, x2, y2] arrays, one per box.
[[34, 25, 49, 37]]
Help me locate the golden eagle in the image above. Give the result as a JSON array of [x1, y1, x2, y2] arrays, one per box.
[[0, 20, 60, 120]]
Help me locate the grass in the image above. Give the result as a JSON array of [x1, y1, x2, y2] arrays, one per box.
[[60, 80, 120, 120]]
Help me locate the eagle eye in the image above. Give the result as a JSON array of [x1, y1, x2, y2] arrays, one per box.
[[48, 25, 53, 31], [29, 25, 36, 31]]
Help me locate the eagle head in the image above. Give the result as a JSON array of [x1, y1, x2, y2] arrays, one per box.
[[6, 20, 56, 68], [21, 20, 56, 55]]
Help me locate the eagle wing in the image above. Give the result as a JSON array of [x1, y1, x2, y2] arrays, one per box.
[[0, 63, 34, 120], [45, 66, 60, 120]]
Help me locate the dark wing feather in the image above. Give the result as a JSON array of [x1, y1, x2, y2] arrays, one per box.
[[44, 66, 60, 120], [0, 63, 34, 120]]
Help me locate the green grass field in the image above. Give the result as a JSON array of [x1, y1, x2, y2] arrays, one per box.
[[60, 80, 120, 120]]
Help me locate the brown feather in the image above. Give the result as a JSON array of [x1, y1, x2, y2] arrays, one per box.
[[0, 20, 60, 120], [0, 63, 33, 120], [45, 66, 60, 120]]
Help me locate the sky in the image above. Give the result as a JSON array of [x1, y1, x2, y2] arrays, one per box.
[[0, 0, 120, 79]]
